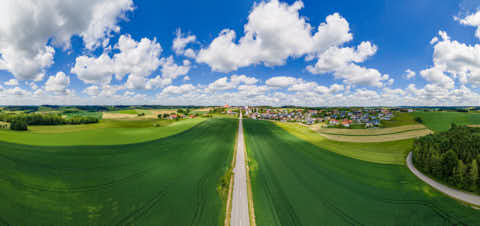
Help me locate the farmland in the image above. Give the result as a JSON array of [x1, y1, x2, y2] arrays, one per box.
[[413, 111, 480, 132], [0, 118, 236, 226], [276, 121, 412, 165], [0, 118, 206, 146], [244, 119, 480, 225]]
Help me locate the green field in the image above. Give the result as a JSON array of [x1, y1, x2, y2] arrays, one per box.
[[0, 118, 236, 226], [0, 118, 206, 146], [381, 112, 419, 128], [244, 120, 480, 226], [413, 111, 480, 132], [110, 109, 139, 115], [276, 122, 412, 165], [63, 111, 103, 119]]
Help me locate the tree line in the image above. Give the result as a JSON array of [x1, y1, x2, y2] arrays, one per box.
[[412, 124, 480, 194], [0, 113, 99, 131]]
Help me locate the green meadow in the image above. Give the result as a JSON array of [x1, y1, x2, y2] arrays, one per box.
[[0, 118, 205, 146], [413, 111, 480, 132], [0, 118, 236, 226], [244, 119, 480, 226]]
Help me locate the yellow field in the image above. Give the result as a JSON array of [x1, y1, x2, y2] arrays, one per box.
[[316, 129, 433, 143], [310, 124, 428, 135]]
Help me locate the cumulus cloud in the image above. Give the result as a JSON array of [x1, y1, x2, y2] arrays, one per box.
[[0, 0, 134, 80], [206, 74, 258, 92], [173, 29, 196, 57], [265, 76, 299, 88], [307, 41, 388, 87], [45, 71, 70, 94], [405, 69, 416, 79], [196, 0, 352, 72], [4, 79, 18, 86], [160, 84, 196, 96], [84, 85, 101, 96], [457, 10, 480, 39], [72, 35, 166, 88], [421, 30, 480, 87]]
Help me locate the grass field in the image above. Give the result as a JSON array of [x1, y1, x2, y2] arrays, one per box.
[[278, 122, 412, 165], [63, 111, 103, 119], [244, 120, 480, 226], [0, 118, 206, 146], [382, 112, 419, 128], [110, 109, 139, 115], [0, 118, 236, 226], [413, 111, 480, 132]]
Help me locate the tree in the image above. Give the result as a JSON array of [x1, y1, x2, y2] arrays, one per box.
[[177, 109, 185, 114], [10, 119, 28, 131], [468, 160, 479, 191], [442, 150, 458, 178], [452, 160, 466, 188]]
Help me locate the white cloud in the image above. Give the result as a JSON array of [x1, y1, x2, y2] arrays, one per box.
[[206, 74, 258, 92], [307, 42, 388, 87], [159, 57, 191, 80], [173, 29, 196, 57], [4, 79, 18, 86], [71, 53, 114, 84], [420, 66, 455, 89], [84, 85, 101, 96], [72, 35, 164, 87], [457, 10, 480, 39], [405, 69, 416, 79], [183, 76, 191, 81], [45, 71, 70, 94], [196, 0, 352, 72], [0, 0, 133, 80], [160, 84, 196, 96], [265, 76, 299, 88], [421, 30, 480, 87]]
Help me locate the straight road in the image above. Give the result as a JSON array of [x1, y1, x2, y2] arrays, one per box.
[[407, 152, 480, 206], [230, 113, 250, 226]]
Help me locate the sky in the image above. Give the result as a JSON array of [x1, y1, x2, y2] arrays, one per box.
[[1, 0, 480, 106]]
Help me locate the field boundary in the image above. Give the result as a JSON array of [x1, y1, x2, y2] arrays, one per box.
[[407, 152, 480, 207], [319, 128, 428, 136]]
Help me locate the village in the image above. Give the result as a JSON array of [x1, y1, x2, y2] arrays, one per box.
[[240, 107, 407, 128]]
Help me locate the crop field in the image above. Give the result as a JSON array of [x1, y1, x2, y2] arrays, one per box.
[[413, 111, 480, 132], [276, 122, 412, 165], [0, 118, 206, 146], [0, 118, 236, 226], [244, 119, 480, 225], [308, 123, 431, 143], [311, 124, 427, 136]]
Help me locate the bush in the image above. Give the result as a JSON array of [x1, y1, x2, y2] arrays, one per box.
[[138, 113, 145, 117], [414, 117, 423, 123], [10, 119, 28, 131]]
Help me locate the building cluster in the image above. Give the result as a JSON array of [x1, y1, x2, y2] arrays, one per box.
[[244, 107, 399, 128]]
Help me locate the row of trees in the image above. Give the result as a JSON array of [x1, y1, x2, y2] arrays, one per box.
[[0, 113, 99, 129], [412, 124, 480, 193]]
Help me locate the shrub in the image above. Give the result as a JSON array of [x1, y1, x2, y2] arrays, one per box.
[[10, 119, 28, 131], [414, 117, 423, 123]]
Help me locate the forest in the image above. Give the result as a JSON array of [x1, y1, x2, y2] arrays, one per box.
[[412, 124, 480, 193]]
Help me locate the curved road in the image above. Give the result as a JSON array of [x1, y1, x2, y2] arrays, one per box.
[[230, 113, 251, 226], [407, 152, 480, 206]]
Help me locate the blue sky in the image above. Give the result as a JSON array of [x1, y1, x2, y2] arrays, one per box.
[[1, 0, 480, 106]]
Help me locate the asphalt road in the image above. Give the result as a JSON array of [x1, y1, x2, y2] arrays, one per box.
[[407, 152, 480, 206], [230, 113, 251, 226]]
